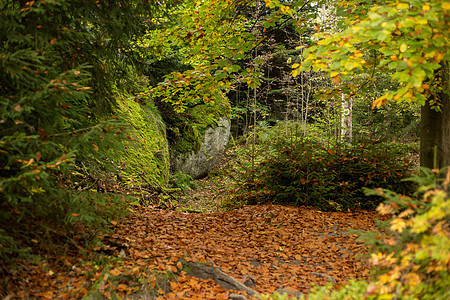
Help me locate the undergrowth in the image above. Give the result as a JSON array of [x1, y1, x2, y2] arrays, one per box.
[[224, 121, 415, 211]]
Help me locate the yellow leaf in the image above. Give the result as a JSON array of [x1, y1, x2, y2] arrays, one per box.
[[400, 43, 407, 53], [330, 71, 339, 77], [434, 52, 444, 62], [405, 272, 421, 286], [398, 208, 414, 218], [291, 63, 300, 69], [396, 3, 409, 10], [377, 203, 394, 215], [291, 69, 299, 78], [415, 18, 428, 25], [318, 38, 331, 46], [422, 4, 430, 12], [370, 252, 384, 265], [372, 97, 387, 109], [345, 61, 360, 71], [280, 5, 290, 14], [25, 158, 34, 167], [379, 274, 392, 284], [390, 218, 407, 233], [443, 3, 450, 11]]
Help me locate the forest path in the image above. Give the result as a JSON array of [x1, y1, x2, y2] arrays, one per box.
[[107, 203, 385, 299], [2, 200, 386, 300], [2, 162, 388, 299]]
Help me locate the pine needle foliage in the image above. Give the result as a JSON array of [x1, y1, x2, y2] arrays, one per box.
[[0, 0, 164, 259]]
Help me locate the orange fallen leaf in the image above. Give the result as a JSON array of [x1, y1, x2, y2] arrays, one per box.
[[110, 268, 121, 276]]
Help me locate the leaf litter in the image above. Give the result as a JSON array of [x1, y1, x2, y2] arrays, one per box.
[[1, 194, 388, 299], [1, 153, 389, 300]]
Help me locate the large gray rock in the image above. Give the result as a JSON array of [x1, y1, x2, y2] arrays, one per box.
[[172, 117, 231, 179]]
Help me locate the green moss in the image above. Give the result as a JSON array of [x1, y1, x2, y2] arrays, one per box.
[[116, 94, 170, 187], [171, 92, 231, 154]]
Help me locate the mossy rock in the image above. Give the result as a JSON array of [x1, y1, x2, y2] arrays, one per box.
[[172, 116, 231, 179], [167, 92, 231, 179], [116, 94, 170, 187], [165, 91, 231, 155]]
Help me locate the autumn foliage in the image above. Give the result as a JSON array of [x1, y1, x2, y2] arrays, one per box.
[[1, 0, 449, 299], [364, 168, 450, 299]]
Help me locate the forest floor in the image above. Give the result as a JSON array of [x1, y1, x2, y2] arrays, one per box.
[[1, 155, 390, 300]]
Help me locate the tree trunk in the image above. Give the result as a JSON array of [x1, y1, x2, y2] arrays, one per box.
[[340, 94, 352, 145], [420, 62, 450, 169]]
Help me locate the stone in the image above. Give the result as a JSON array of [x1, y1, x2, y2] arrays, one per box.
[[180, 259, 260, 297], [172, 117, 231, 179], [243, 275, 256, 287], [229, 293, 248, 300], [276, 288, 303, 298], [309, 272, 337, 284]]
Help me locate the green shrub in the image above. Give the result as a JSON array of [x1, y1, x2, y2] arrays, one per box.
[[360, 167, 450, 299], [235, 138, 414, 211]]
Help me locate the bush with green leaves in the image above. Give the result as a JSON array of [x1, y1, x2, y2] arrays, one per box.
[[233, 137, 414, 211]]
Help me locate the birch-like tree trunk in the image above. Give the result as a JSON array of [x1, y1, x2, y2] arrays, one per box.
[[340, 94, 352, 144]]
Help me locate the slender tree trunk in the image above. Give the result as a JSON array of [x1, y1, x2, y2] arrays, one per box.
[[341, 94, 352, 145], [420, 62, 450, 169]]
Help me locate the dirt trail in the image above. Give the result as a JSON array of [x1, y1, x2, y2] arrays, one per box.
[[111, 203, 386, 298], [1, 169, 388, 299]]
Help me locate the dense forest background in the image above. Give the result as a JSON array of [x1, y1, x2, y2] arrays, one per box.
[[1, 0, 449, 299]]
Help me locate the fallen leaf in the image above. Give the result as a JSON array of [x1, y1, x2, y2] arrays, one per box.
[[110, 268, 121, 276]]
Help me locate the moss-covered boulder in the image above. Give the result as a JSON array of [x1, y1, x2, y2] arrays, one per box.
[[157, 92, 231, 179], [172, 116, 231, 179], [116, 94, 170, 187]]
